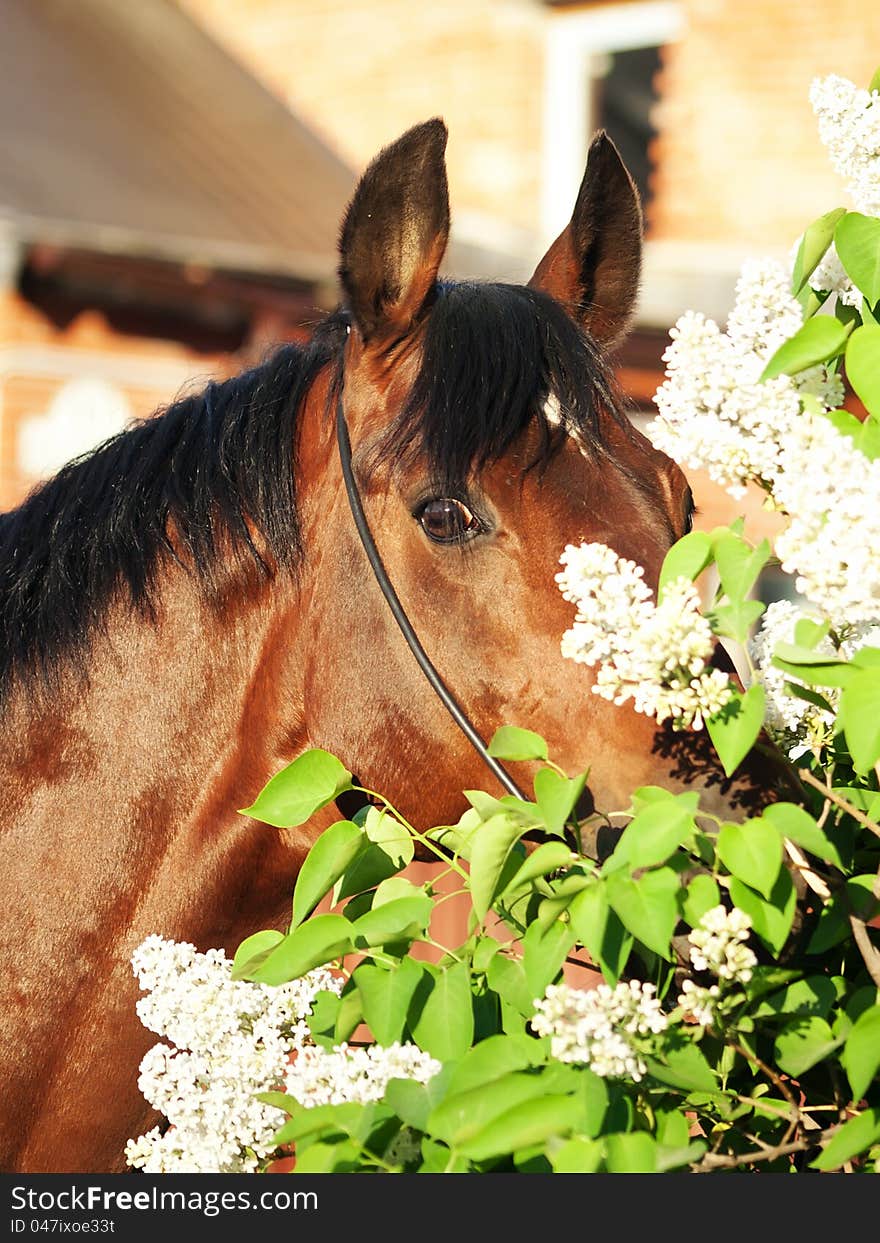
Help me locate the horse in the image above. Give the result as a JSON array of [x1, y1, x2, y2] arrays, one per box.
[[0, 120, 779, 1173]]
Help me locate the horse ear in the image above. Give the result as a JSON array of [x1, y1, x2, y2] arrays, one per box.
[[529, 132, 642, 346], [339, 119, 450, 344]]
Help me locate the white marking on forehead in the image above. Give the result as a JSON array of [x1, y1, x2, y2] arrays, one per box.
[[543, 392, 562, 426], [543, 393, 589, 458]]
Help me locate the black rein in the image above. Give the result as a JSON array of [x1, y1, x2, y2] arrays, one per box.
[[335, 388, 527, 802]]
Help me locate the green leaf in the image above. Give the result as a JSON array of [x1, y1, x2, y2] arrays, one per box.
[[794, 616, 831, 649], [871, 65, 880, 93], [570, 884, 633, 984], [658, 531, 713, 598], [752, 976, 838, 1020], [499, 840, 575, 898], [774, 1016, 840, 1077], [604, 1132, 657, 1174], [707, 684, 765, 777], [707, 598, 765, 645], [247, 914, 353, 985], [334, 848, 404, 904], [839, 666, 880, 773], [645, 1036, 718, 1093], [522, 919, 576, 999], [486, 954, 534, 1016], [230, 929, 284, 980], [792, 207, 847, 293], [771, 642, 854, 687], [729, 870, 796, 955], [842, 1006, 880, 1103], [533, 767, 587, 836], [354, 959, 423, 1045], [273, 1102, 366, 1146], [363, 806, 414, 866], [656, 1141, 707, 1172], [383, 1066, 453, 1132], [334, 987, 363, 1043], [351, 894, 432, 948], [255, 1090, 299, 1115], [605, 799, 695, 874], [427, 1071, 549, 1146], [760, 316, 848, 381], [305, 988, 342, 1047], [717, 819, 782, 900], [811, 1107, 880, 1171], [797, 285, 827, 318], [845, 325, 880, 418], [682, 874, 720, 928], [446, 1034, 545, 1098], [761, 802, 845, 871], [713, 534, 770, 602], [835, 212, 880, 306], [469, 812, 530, 920], [291, 819, 364, 927], [410, 962, 474, 1061], [239, 749, 352, 828], [459, 1093, 584, 1162], [606, 867, 679, 959], [807, 876, 880, 953], [630, 786, 700, 815], [487, 726, 548, 762], [550, 1137, 604, 1173], [426, 807, 484, 863]]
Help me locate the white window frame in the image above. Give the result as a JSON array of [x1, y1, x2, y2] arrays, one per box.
[[540, 2, 684, 246]]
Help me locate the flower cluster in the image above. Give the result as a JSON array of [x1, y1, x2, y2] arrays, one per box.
[[808, 242, 862, 310], [749, 600, 880, 756], [557, 542, 733, 729], [688, 906, 757, 984], [810, 73, 880, 216], [648, 259, 843, 498], [531, 980, 668, 1082], [285, 1042, 441, 1108], [770, 415, 880, 622], [125, 935, 342, 1173], [676, 978, 721, 1028]]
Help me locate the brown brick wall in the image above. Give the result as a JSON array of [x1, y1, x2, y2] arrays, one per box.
[[177, 0, 545, 239], [650, 0, 880, 245], [0, 290, 226, 510]]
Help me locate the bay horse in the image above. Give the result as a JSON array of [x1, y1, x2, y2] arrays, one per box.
[[0, 121, 775, 1173]]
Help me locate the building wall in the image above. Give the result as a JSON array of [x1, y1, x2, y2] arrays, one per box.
[[650, 0, 880, 246], [0, 287, 226, 510], [177, 0, 545, 252]]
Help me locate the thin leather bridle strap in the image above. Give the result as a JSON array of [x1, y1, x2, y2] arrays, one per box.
[[335, 387, 527, 801]]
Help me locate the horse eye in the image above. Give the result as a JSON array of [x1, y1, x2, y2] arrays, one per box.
[[417, 497, 480, 543]]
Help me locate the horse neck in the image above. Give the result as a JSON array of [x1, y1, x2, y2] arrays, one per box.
[[0, 553, 316, 949]]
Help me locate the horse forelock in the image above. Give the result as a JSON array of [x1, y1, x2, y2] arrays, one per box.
[[364, 281, 628, 493]]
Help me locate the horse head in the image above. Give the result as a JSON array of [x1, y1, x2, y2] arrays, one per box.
[[295, 119, 776, 828]]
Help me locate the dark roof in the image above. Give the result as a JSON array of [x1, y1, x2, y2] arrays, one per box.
[[0, 0, 356, 281]]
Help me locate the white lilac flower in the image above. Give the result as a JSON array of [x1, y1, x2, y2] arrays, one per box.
[[285, 1042, 441, 1108], [531, 980, 668, 1082], [688, 906, 757, 984], [770, 414, 880, 623], [748, 600, 880, 757], [810, 74, 880, 217], [808, 242, 863, 310], [648, 260, 843, 498], [125, 935, 343, 1174], [677, 978, 721, 1028], [557, 543, 734, 729]]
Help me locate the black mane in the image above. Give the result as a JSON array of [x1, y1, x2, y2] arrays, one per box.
[[0, 283, 624, 699]]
